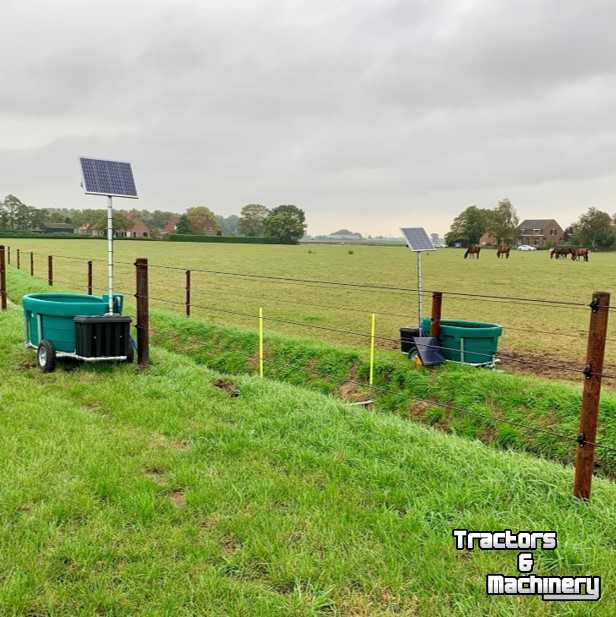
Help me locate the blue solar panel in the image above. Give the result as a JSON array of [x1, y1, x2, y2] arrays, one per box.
[[80, 157, 138, 198], [401, 227, 435, 251]]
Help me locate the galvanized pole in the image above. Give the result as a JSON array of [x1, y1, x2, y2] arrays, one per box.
[[416, 251, 423, 328], [135, 258, 150, 368], [107, 195, 114, 314], [574, 291, 610, 500], [0, 245, 7, 311]]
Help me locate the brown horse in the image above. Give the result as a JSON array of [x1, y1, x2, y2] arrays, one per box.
[[496, 245, 510, 259], [550, 247, 573, 259], [464, 245, 481, 259], [572, 248, 590, 262]]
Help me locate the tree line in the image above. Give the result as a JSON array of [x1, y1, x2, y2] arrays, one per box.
[[0, 196, 307, 243], [445, 200, 616, 249]]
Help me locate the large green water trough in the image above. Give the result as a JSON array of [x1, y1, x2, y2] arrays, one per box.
[[421, 318, 503, 365], [23, 293, 124, 353]]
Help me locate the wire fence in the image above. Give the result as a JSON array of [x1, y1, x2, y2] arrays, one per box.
[[2, 243, 614, 497]]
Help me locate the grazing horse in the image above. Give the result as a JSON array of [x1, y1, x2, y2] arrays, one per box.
[[464, 245, 481, 259], [496, 245, 511, 259], [572, 248, 590, 262], [550, 247, 573, 260]]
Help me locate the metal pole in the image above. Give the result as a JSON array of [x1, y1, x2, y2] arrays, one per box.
[[107, 195, 114, 314], [574, 291, 610, 500], [369, 313, 376, 385], [135, 258, 150, 368], [416, 251, 423, 328], [259, 307, 264, 378], [0, 245, 7, 311]]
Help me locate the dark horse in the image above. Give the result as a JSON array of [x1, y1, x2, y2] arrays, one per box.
[[572, 247, 590, 262], [550, 247, 573, 259], [464, 245, 481, 259], [496, 245, 511, 259]]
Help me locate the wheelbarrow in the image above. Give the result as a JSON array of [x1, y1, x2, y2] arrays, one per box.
[[22, 292, 134, 372]]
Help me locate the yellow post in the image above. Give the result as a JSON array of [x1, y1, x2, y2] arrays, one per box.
[[369, 313, 376, 385], [259, 307, 264, 378]]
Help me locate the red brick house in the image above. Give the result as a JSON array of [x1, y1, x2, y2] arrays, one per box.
[[517, 219, 564, 248]]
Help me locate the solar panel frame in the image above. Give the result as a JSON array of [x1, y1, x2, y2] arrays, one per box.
[[400, 227, 435, 251], [79, 157, 139, 199]]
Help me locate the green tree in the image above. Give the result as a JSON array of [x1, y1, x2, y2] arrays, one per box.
[[239, 204, 269, 236], [176, 214, 192, 234], [92, 210, 131, 234], [488, 198, 519, 244], [185, 207, 221, 234], [263, 205, 306, 243], [445, 205, 491, 246], [576, 208, 615, 249], [1, 195, 35, 230]]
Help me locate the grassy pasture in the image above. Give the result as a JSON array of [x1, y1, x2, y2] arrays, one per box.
[[4, 238, 616, 378], [1, 304, 616, 616]]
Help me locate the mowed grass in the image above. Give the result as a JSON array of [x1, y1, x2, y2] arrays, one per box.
[[1, 305, 616, 616], [4, 238, 616, 374]]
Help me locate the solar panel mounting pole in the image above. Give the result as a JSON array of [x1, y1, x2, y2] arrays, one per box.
[[417, 251, 423, 328], [107, 195, 114, 314]]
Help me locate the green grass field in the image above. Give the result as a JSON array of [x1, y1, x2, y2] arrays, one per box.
[[1, 302, 616, 616], [3, 238, 616, 380]]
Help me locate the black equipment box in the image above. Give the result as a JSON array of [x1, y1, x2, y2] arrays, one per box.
[[400, 326, 421, 353], [74, 315, 132, 358]]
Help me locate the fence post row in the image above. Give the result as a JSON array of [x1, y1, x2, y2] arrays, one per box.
[[185, 270, 191, 317], [88, 261, 93, 295], [574, 291, 610, 501], [135, 258, 150, 368], [0, 245, 7, 311], [48, 255, 53, 287]]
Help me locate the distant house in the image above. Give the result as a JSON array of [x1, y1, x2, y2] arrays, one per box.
[[160, 217, 179, 237], [39, 222, 74, 234], [479, 231, 498, 246], [517, 219, 564, 248], [126, 220, 151, 239]]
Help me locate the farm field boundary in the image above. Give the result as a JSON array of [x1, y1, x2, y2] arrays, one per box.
[[6, 266, 616, 480]]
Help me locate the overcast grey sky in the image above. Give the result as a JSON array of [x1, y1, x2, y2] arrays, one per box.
[[2, 0, 615, 235]]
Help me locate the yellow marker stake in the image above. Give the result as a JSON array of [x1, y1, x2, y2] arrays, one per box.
[[369, 313, 376, 385], [259, 307, 264, 378]]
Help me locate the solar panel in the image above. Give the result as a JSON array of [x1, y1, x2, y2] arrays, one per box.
[[400, 227, 435, 251], [80, 157, 138, 198]]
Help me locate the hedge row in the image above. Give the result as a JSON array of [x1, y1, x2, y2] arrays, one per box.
[[166, 233, 295, 245]]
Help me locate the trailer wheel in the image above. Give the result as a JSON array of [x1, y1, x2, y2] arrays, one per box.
[[408, 345, 423, 368], [37, 339, 57, 373]]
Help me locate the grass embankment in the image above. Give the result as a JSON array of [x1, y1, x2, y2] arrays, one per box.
[[7, 268, 616, 479], [1, 303, 616, 616]]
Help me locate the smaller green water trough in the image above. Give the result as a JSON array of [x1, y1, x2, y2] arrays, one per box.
[[421, 318, 503, 366], [22, 293, 131, 372]]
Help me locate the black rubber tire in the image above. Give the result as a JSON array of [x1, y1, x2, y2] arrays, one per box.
[[37, 339, 57, 373]]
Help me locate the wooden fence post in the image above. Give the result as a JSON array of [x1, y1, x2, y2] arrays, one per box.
[[430, 292, 443, 337], [7, 246, 10, 265], [48, 255, 53, 286], [0, 245, 7, 311], [87, 261, 93, 295], [17, 249, 20, 270], [574, 291, 610, 500], [135, 258, 150, 368], [30, 251, 34, 277], [185, 270, 191, 317]]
